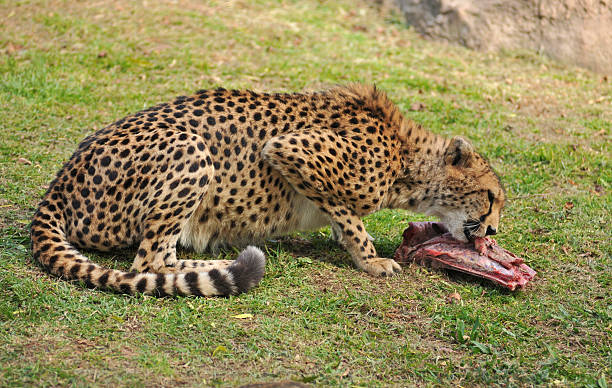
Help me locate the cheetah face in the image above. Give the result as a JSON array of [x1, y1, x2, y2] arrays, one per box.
[[432, 137, 505, 242]]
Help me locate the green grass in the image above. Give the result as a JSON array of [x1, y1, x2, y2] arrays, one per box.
[[0, 0, 610, 386]]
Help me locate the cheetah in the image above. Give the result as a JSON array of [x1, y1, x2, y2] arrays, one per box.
[[30, 84, 505, 296]]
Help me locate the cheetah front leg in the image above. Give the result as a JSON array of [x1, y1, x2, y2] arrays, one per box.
[[263, 130, 401, 276], [326, 205, 401, 276], [331, 224, 374, 243]]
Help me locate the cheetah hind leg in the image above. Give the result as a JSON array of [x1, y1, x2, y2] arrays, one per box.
[[127, 133, 265, 295], [127, 131, 217, 275]]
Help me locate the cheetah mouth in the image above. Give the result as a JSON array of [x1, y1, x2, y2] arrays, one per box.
[[463, 227, 475, 242], [462, 219, 480, 241]]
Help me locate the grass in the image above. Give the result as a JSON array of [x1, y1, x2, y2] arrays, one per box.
[[0, 0, 610, 386]]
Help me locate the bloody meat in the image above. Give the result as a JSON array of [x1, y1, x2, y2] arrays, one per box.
[[394, 222, 536, 290]]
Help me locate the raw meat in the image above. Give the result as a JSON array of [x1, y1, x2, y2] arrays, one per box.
[[394, 222, 536, 290]]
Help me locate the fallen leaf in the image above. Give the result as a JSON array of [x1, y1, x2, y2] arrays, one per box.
[[446, 292, 461, 304], [5, 42, 24, 54], [232, 313, 253, 319], [211, 345, 227, 356], [564, 202, 574, 210], [17, 157, 32, 165], [593, 184, 604, 195], [410, 102, 425, 111]]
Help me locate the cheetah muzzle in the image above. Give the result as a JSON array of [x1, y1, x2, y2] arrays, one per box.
[[30, 84, 505, 296]]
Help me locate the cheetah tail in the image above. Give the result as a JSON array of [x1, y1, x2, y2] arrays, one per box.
[[30, 203, 266, 297]]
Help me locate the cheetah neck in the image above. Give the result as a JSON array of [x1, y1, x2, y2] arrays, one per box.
[[382, 120, 450, 212], [400, 119, 450, 179]]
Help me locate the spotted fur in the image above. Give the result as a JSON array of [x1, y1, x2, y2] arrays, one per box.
[[30, 84, 504, 295]]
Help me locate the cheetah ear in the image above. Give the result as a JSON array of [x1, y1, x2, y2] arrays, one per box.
[[444, 136, 474, 168]]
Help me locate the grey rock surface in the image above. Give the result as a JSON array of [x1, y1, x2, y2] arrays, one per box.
[[394, 0, 612, 73]]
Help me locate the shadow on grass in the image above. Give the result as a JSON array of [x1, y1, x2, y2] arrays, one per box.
[[17, 225, 521, 295]]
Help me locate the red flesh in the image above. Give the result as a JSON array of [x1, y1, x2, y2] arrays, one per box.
[[394, 222, 536, 290]]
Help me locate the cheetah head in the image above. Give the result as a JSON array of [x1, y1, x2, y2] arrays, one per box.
[[430, 137, 505, 242], [391, 136, 505, 242]]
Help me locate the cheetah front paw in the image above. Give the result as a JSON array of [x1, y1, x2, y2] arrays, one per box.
[[361, 257, 402, 277]]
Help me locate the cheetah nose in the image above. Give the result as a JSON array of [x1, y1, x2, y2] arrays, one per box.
[[485, 226, 497, 236]]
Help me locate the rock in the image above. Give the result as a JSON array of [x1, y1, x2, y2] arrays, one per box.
[[393, 0, 612, 74]]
